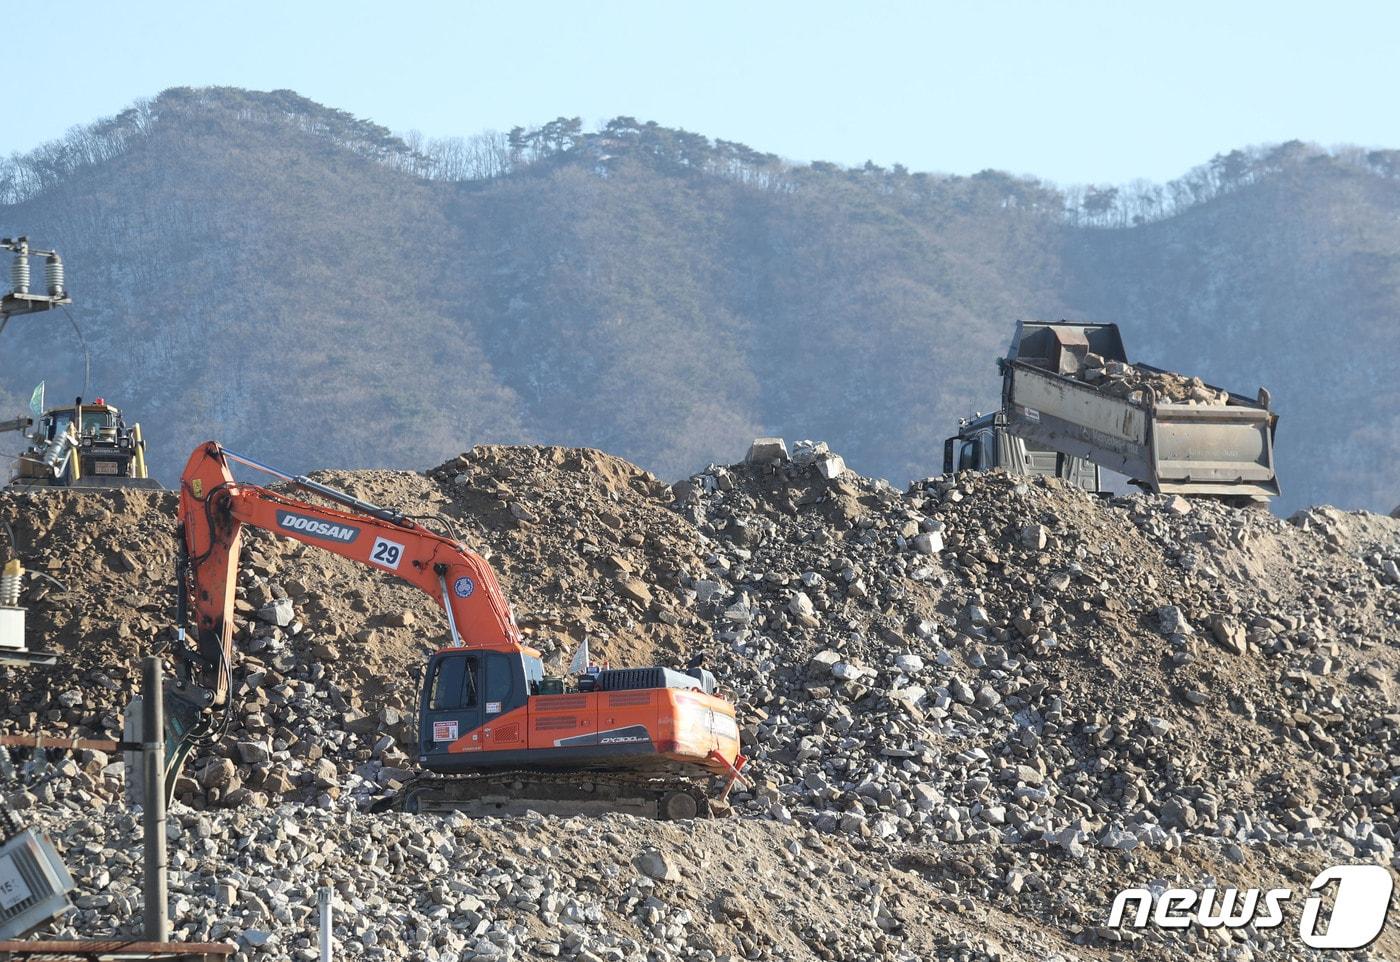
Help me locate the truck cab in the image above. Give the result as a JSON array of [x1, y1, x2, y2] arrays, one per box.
[[944, 411, 1101, 492]]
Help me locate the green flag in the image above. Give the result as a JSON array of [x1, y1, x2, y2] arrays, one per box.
[[28, 381, 44, 419]]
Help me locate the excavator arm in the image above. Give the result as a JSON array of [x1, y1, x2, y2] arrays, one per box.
[[165, 441, 523, 795]]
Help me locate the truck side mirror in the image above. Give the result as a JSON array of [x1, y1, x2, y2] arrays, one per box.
[[943, 438, 955, 474]]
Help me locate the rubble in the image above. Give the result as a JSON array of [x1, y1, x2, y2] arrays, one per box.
[[1070, 353, 1232, 406], [0, 439, 1398, 960]]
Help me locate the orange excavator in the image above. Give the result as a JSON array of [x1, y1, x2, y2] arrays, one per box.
[[164, 441, 748, 817]]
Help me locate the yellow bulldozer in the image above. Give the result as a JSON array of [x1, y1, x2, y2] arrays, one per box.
[[1, 396, 159, 491]]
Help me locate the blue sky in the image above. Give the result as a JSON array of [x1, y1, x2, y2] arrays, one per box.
[[9, 0, 1397, 186]]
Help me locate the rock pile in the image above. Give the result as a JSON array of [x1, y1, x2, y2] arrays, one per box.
[[1068, 353, 1232, 406], [0, 440, 1397, 960], [676, 445, 1399, 843], [30, 801, 1099, 962]]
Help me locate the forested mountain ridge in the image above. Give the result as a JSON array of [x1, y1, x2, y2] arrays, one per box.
[[2, 86, 1397, 513]]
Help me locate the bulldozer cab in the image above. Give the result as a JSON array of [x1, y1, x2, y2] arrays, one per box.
[[38, 405, 115, 440], [78, 405, 121, 438]]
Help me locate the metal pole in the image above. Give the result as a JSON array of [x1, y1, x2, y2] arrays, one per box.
[[318, 886, 333, 962], [141, 655, 168, 941], [436, 573, 464, 647]]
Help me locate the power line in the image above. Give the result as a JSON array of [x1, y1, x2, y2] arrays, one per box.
[[59, 305, 91, 397]]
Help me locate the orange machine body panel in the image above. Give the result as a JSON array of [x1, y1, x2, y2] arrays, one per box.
[[419, 645, 740, 779]]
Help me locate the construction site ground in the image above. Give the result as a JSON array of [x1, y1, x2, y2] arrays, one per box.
[[0, 441, 1397, 961]]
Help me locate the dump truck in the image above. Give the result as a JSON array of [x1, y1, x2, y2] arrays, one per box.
[[946, 320, 1279, 503]]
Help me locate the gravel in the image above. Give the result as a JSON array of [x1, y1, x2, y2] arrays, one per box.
[[1, 438, 1398, 960]]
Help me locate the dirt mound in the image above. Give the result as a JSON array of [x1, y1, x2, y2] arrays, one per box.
[[0, 447, 721, 809], [0, 488, 177, 743], [425, 445, 710, 671]]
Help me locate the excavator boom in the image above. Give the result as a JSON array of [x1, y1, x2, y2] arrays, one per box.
[[175, 441, 520, 709]]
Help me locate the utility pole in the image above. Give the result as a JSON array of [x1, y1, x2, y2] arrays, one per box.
[[319, 886, 333, 962], [141, 655, 168, 941]]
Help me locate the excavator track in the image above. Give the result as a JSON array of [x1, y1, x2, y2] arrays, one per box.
[[379, 769, 719, 820]]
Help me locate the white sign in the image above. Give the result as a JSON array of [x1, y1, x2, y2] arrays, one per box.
[[0, 854, 32, 909], [486, 701, 502, 715], [432, 720, 458, 742], [1109, 864, 1394, 951], [369, 536, 404, 571]]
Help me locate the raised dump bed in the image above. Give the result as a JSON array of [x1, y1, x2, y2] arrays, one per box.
[[1000, 320, 1279, 501]]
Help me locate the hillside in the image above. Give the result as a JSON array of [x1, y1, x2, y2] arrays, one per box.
[[2, 87, 1398, 513]]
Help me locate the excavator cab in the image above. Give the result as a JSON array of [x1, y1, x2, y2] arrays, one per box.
[[419, 649, 534, 762]]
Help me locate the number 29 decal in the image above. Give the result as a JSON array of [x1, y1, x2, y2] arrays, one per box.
[[370, 536, 404, 570]]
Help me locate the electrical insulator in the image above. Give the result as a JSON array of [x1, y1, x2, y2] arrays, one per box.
[[45, 254, 64, 297], [38, 436, 71, 476], [0, 559, 22, 607], [9, 250, 29, 295]]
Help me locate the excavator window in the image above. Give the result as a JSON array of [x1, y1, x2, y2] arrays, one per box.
[[483, 653, 515, 707], [523, 654, 544, 696], [430, 654, 479, 710]]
